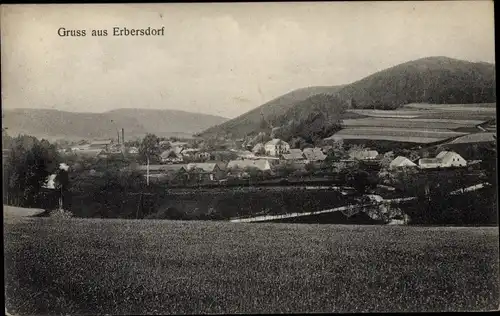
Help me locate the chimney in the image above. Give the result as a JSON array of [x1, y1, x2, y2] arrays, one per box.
[[117, 130, 120, 144], [121, 128, 125, 153]]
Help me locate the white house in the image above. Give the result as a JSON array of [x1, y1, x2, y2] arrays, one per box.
[[389, 156, 417, 169], [89, 139, 112, 151], [227, 159, 272, 172], [195, 151, 211, 160], [265, 139, 290, 157], [436, 151, 467, 168], [418, 158, 442, 169], [419, 151, 467, 169], [349, 150, 379, 161]]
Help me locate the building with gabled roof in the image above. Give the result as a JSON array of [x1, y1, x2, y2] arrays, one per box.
[[349, 150, 379, 161], [389, 156, 417, 169], [281, 149, 305, 161], [227, 159, 271, 172], [436, 151, 467, 167], [303, 147, 327, 162], [186, 162, 226, 181], [160, 149, 183, 164], [265, 138, 290, 156]]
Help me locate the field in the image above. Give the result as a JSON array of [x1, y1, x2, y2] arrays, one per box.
[[342, 118, 486, 130], [326, 134, 443, 144], [447, 132, 497, 144], [335, 127, 467, 142], [405, 103, 497, 111], [333, 103, 496, 146], [4, 218, 499, 314]]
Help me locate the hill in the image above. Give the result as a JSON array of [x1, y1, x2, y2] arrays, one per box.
[[2, 108, 228, 141], [338, 56, 496, 109], [199, 85, 344, 138], [199, 57, 496, 140]]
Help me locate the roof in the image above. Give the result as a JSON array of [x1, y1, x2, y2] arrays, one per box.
[[227, 159, 270, 171], [74, 149, 102, 157], [436, 151, 450, 159], [182, 148, 200, 153], [390, 156, 417, 167], [136, 164, 186, 172], [282, 149, 304, 160], [265, 138, 287, 146], [303, 148, 327, 161], [419, 158, 442, 164], [349, 150, 379, 160], [186, 163, 219, 172], [170, 141, 188, 147], [437, 151, 465, 162], [160, 150, 182, 159], [90, 139, 112, 145], [252, 143, 265, 152]]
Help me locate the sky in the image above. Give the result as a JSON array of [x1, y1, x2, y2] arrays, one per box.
[[1, 2, 495, 119]]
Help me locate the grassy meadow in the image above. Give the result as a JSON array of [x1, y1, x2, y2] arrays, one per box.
[[4, 217, 499, 314]]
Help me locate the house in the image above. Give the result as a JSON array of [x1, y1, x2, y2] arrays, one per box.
[[42, 174, 57, 189], [180, 148, 200, 157], [252, 143, 265, 154], [160, 149, 183, 164], [227, 159, 272, 172], [89, 139, 112, 151], [265, 139, 290, 156], [159, 140, 171, 148], [2, 148, 10, 160], [195, 151, 211, 160], [135, 164, 168, 175], [349, 150, 379, 161], [303, 148, 327, 162], [418, 158, 443, 169], [389, 156, 417, 169], [128, 147, 139, 154], [186, 162, 226, 181], [436, 151, 467, 168], [419, 151, 467, 169], [74, 148, 102, 158], [170, 141, 189, 152], [281, 149, 305, 161], [235, 150, 256, 159], [135, 164, 187, 181]]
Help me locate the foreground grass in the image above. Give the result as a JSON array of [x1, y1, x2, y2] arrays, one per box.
[[4, 218, 499, 314]]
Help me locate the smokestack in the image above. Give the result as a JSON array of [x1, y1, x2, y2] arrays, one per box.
[[117, 130, 120, 144], [122, 128, 125, 144]]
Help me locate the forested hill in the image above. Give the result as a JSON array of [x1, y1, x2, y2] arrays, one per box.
[[337, 56, 496, 110]]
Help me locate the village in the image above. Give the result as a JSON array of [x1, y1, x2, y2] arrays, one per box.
[[57, 126, 476, 189]]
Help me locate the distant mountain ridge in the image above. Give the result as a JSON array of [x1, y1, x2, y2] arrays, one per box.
[[2, 108, 228, 141], [200, 56, 496, 139]]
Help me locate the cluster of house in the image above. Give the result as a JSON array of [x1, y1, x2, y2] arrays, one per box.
[[130, 134, 472, 184], [67, 139, 139, 158], [389, 151, 468, 170]]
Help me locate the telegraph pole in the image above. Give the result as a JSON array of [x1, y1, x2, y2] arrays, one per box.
[[146, 155, 150, 186]]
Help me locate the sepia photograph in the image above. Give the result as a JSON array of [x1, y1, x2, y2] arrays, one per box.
[[2, 1, 498, 314]]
